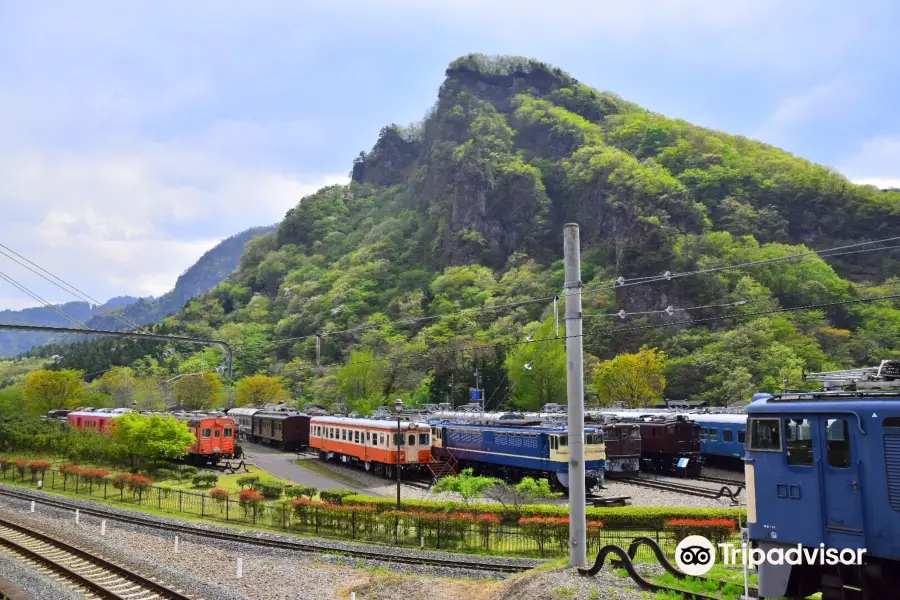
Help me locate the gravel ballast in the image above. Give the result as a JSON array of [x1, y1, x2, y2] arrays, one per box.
[[0, 550, 85, 600]]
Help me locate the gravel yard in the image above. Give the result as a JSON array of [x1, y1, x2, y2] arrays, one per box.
[[0, 551, 86, 600]]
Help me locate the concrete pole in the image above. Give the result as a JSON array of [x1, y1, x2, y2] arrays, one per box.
[[563, 223, 587, 567]]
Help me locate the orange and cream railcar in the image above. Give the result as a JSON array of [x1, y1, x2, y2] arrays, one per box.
[[309, 416, 432, 477], [176, 415, 237, 464]]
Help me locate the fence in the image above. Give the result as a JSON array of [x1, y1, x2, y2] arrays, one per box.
[[0, 466, 740, 560]]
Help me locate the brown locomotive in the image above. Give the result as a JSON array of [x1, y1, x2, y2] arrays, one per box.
[[598, 421, 642, 476]]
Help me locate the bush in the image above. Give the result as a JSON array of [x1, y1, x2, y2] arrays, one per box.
[[178, 465, 198, 480], [236, 475, 260, 490], [256, 481, 285, 499], [664, 518, 737, 544], [28, 461, 51, 475], [111, 473, 130, 490], [127, 475, 153, 501], [209, 488, 230, 504], [0, 458, 9, 473], [14, 459, 28, 477], [153, 468, 177, 481], [85, 469, 109, 484], [192, 473, 219, 488], [285, 485, 317, 500], [341, 493, 745, 528], [319, 488, 356, 505], [238, 489, 265, 518]]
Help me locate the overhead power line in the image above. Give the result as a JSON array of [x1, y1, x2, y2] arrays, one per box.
[[0, 243, 144, 331], [0, 269, 87, 329]]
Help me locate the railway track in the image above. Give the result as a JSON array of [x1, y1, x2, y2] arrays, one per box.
[[695, 474, 745, 486], [0, 486, 532, 574], [0, 515, 193, 599], [620, 476, 744, 502]]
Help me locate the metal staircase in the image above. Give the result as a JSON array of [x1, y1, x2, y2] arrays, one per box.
[[427, 450, 459, 481]]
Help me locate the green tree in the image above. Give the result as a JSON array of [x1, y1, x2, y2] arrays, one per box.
[[99, 367, 136, 408], [505, 317, 566, 411], [433, 468, 499, 505], [593, 347, 667, 407], [24, 369, 84, 412], [335, 348, 386, 414], [111, 413, 196, 462], [235, 374, 285, 407], [173, 373, 222, 410]]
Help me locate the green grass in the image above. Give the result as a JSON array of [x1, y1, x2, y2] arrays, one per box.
[[159, 465, 291, 494], [292, 459, 365, 489]]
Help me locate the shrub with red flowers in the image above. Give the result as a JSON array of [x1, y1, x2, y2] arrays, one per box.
[[475, 513, 500, 547], [0, 458, 9, 474], [517, 516, 604, 553], [126, 475, 153, 502], [664, 518, 736, 544], [27, 461, 50, 474], [111, 473, 130, 491], [238, 489, 265, 518], [59, 463, 82, 483], [85, 469, 109, 484], [14, 459, 28, 477], [209, 488, 230, 505]]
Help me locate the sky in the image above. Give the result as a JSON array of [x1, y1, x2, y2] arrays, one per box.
[[0, 0, 898, 311]]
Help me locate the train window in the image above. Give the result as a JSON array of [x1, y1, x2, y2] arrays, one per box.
[[214, 429, 221, 438], [408, 434, 416, 446], [785, 418, 813, 466], [419, 433, 429, 445], [393, 434, 404, 446], [202, 428, 212, 438], [550, 436, 557, 450], [699, 428, 708, 440], [708, 428, 718, 441], [630, 428, 641, 440], [342, 429, 347, 441], [355, 431, 360, 443], [559, 435, 568, 447], [738, 430, 746, 444], [723, 430, 733, 443], [884, 417, 900, 428], [380, 434, 385, 446], [224, 428, 232, 438], [826, 418, 851, 469], [748, 418, 781, 451]]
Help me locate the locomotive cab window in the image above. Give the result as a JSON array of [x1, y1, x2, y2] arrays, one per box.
[[826, 418, 851, 469], [723, 429, 733, 443], [785, 418, 813, 466], [550, 436, 558, 450], [559, 435, 568, 447], [419, 433, 429, 445], [748, 418, 781, 451], [202, 428, 212, 438], [224, 428, 232, 438]]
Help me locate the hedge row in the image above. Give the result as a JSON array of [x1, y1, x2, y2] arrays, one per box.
[[341, 494, 745, 528]]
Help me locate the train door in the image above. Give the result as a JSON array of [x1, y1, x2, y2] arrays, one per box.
[[815, 415, 865, 547], [406, 432, 419, 463]]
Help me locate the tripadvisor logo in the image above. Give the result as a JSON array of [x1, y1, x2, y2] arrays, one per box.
[[675, 535, 868, 576], [675, 536, 716, 576]]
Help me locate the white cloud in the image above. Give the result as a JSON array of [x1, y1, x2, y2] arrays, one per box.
[[841, 136, 900, 186], [755, 80, 856, 145]]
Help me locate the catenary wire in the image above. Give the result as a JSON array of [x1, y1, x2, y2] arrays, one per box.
[[0, 270, 87, 329]]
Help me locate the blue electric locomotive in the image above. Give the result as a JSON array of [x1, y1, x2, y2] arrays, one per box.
[[747, 390, 900, 599], [430, 421, 607, 490]]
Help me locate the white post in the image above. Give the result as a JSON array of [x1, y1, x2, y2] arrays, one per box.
[[420, 536, 424, 550], [100, 520, 106, 537], [37, 480, 43, 489], [236, 557, 243, 579], [174, 536, 180, 554], [29, 501, 34, 513], [351, 593, 356, 600], [75, 509, 80, 525], [563, 223, 587, 568]]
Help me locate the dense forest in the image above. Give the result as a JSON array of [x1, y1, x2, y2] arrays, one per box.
[[0, 225, 275, 356], [7, 54, 900, 415]]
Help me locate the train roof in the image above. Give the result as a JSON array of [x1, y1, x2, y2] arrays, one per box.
[[252, 411, 309, 420], [746, 391, 900, 414], [68, 409, 132, 417], [311, 416, 429, 430], [227, 408, 260, 416], [682, 413, 747, 424], [437, 422, 601, 434]]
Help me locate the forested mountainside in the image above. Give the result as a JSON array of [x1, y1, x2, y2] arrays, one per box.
[[0, 226, 275, 356], [37, 54, 900, 412]]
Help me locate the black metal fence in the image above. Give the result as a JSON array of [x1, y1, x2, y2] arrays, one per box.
[[0, 466, 740, 559]]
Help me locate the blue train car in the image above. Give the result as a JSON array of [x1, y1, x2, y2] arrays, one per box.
[[687, 413, 747, 467], [431, 422, 607, 490], [747, 391, 900, 599]]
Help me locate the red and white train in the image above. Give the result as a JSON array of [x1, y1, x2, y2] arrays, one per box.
[[309, 416, 432, 477], [66, 409, 237, 464]]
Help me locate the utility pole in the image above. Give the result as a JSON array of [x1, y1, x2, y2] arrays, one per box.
[[563, 223, 587, 567]]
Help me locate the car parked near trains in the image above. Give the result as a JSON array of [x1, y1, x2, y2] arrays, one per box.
[[747, 390, 900, 599], [309, 416, 432, 477]]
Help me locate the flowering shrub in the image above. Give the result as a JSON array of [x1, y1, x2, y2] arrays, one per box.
[[664, 518, 736, 544], [85, 469, 109, 484], [0, 458, 9, 473], [14, 459, 28, 477], [111, 473, 130, 490], [59, 463, 82, 482], [209, 488, 230, 504], [239, 489, 265, 518], [126, 475, 153, 501], [475, 513, 500, 546], [28, 461, 51, 475]]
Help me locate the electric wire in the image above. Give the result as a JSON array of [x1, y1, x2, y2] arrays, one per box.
[[0, 270, 87, 329]]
